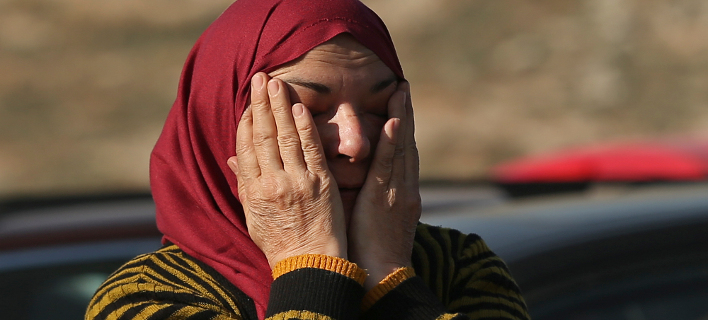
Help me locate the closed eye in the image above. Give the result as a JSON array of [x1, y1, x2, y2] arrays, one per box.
[[370, 76, 398, 94]]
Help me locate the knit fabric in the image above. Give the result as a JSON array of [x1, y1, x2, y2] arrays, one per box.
[[85, 224, 530, 320]]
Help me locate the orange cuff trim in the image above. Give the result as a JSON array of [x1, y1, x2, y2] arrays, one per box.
[[271, 254, 367, 286], [361, 267, 416, 311]]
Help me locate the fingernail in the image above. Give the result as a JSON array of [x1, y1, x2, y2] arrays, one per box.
[[292, 103, 304, 117], [386, 118, 400, 141], [252, 73, 264, 90], [399, 81, 410, 92], [267, 79, 279, 96], [227, 157, 238, 172]]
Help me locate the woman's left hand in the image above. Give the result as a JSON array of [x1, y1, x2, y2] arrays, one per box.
[[347, 82, 422, 291]]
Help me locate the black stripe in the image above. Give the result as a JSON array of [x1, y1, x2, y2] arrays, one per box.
[[176, 249, 258, 320], [414, 227, 443, 297], [449, 258, 512, 296], [141, 257, 196, 289], [163, 250, 196, 271], [447, 227, 463, 263], [449, 264, 522, 299], [456, 250, 498, 266], [478, 272, 523, 295], [428, 226, 454, 304], [158, 253, 238, 314], [91, 271, 147, 305], [452, 301, 529, 320], [188, 309, 221, 320], [479, 259, 511, 272], [146, 304, 181, 320], [117, 302, 151, 320], [411, 241, 430, 285]]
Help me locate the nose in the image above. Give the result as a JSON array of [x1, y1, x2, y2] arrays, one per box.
[[328, 104, 371, 162]]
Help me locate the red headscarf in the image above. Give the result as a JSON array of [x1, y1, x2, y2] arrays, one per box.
[[150, 0, 404, 318]]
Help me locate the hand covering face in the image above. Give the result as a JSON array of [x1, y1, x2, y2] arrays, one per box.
[[149, 0, 404, 318]]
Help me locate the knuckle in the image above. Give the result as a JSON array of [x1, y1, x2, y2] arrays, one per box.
[[297, 121, 316, 137], [301, 141, 322, 156], [406, 140, 418, 150], [394, 145, 405, 158], [260, 177, 284, 196], [252, 131, 273, 147], [236, 142, 249, 155], [376, 156, 393, 172], [277, 134, 300, 149]]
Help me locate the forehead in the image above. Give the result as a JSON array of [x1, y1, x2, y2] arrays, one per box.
[[269, 34, 394, 80]]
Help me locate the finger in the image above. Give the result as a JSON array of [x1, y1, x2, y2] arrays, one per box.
[[291, 103, 328, 174], [227, 156, 248, 202], [388, 87, 408, 187], [365, 117, 400, 188], [387, 83, 407, 123], [400, 82, 419, 185], [250, 72, 283, 171], [267, 79, 306, 173], [235, 107, 260, 181]]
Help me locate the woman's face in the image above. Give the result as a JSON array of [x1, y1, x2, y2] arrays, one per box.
[[269, 34, 398, 216]]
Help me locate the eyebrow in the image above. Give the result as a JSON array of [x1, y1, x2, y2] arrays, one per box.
[[283, 75, 399, 95]]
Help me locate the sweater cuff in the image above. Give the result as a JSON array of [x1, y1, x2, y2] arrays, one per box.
[[267, 255, 367, 319], [272, 254, 367, 286], [361, 267, 416, 311], [360, 276, 447, 320]]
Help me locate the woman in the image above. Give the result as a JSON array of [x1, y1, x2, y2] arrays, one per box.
[[86, 0, 529, 319]]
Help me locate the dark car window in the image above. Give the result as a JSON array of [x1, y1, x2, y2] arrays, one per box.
[[0, 260, 125, 320], [531, 254, 708, 320], [0, 238, 160, 320]]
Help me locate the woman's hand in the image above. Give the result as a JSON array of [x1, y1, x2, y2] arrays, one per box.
[[227, 72, 348, 269], [348, 82, 422, 290]]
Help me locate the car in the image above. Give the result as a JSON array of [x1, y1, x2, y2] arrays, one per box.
[[0, 194, 161, 320], [2, 184, 708, 319], [421, 182, 708, 320]]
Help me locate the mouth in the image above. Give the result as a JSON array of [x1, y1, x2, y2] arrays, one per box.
[[338, 187, 361, 201], [338, 187, 362, 193]]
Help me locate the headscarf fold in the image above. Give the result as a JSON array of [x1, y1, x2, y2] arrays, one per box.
[[150, 0, 404, 318]]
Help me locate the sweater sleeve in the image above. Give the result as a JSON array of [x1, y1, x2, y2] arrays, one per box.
[[85, 246, 247, 320], [359, 224, 530, 320], [265, 254, 367, 320]]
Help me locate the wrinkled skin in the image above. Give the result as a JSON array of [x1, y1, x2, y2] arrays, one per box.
[[227, 34, 421, 290]]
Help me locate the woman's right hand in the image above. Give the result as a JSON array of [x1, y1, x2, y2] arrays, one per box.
[[227, 72, 348, 269]]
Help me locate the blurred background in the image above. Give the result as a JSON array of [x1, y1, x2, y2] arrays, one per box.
[[2, 0, 708, 197]]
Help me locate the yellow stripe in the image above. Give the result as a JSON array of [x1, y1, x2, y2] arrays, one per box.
[[412, 240, 430, 283], [266, 310, 334, 320], [132, 303, 173, 319], [417, 226, 446, 299], [168, 251, 243, 315], [86, 299, 139, 320], [435, 313, 462, 320], [148, 255, 216, 300], [439, 227, 456, 304], [92, 271, 144, 301]]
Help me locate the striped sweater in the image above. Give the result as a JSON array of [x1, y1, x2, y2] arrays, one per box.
[[85, 223, 530, 320]]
